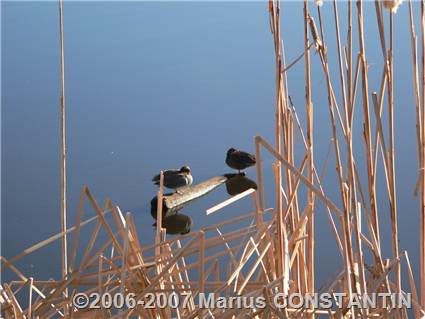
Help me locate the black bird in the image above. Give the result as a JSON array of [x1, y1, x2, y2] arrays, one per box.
[[152, 166, 193, 191], [226, 148, 256, 173]]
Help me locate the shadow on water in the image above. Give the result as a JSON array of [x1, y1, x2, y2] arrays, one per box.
[[150, 173, 257, 235], [224, 173, 258, 196], [153, 213, 192, 235]]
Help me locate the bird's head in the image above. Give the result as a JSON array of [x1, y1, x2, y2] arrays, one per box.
[[227, 148, 236, 155], [180, 166, 191, 174]]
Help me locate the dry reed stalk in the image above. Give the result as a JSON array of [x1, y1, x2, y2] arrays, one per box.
[[0, 259, 57, 315], [58, 0, 68, 287], [256, 136, 344, 216], [248, 238, 271, 285], [224, 225, 270, 286], [347, 1, 353, 123], [333, 5, 369, 308], [270, 3, 289, 294], [80, 236, 115, 273], [69, 187, 87, 273], [371, 91, 391, 195], [162, 247, 182, 319], [27, 278, 34, 319], [85, 189, 123, 257], [255, 128, 265, 228], [408, 0, 424, 198], [357, 1, 380, 258], [270, 0, 286, 293], [281, 155, 308, 222], [142, 208, 273, 253], [403, 251, 421, 318], [144, 227, 258, 263], [97, 254, 103, 293], [78, 220, 102, 271], [372, 71, 389, 197], [281, 98, 302, 296], [175, 239, 196, 312], [119, 213, 130, 296], [212, 229, 247, 289], [303, 2, 316, 307], [206, 188, 255, 215], [2, 211, 109, 271], [289, 103, 344, 253], [254, 198, 278, 283], [199, 230, 205, 296], [386, 8, 402, 298], [316, 16, 351, 265], [333, 1, 348, 133], [3, 284, 24, 319], [298, 7, 354, 308], [315, 5, 351, 254], [123, 235, 201, 316], [352, 202, 367, 316], [405, 0, 425, 312], [155, 171, 164, 269], [421, 0, 425, 310]]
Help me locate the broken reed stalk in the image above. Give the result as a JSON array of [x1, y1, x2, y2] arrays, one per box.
[[155, 171, 165, 278], [58, 0, 68, 284], [269, 0, 286, 292], [387, 8, 401, 296], [406, 0, 425, 310], [303, 1, 315, 306], [421, 0, 425, 310]]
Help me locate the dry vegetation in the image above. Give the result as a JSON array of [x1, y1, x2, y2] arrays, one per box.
[[1, 0, 425, 318]]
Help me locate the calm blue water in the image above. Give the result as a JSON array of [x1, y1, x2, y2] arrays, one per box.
[[2, 1, 422, 295]]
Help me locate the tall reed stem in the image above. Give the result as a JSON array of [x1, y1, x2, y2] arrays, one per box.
[[58, 0, 68, 283]]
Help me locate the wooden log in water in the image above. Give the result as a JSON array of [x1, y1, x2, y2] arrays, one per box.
[[151, 175, 229, 219]]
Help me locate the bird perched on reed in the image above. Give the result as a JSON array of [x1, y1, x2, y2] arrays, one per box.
[[226, 148, 256, 173], [152, 166, 193, 191]]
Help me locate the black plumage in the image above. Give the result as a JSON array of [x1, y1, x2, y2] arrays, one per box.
[[225, 148, 256, 172], [152, 166, 193, 190]]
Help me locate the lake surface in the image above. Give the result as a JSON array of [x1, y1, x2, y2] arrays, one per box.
[[2, 1, 422, 294]]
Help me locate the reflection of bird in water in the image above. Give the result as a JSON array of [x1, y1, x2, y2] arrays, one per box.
[[152, 166, 193, 191], [153, 214, 192, 235], [224, 173, 258, 196], [226, 148, 256, 173]]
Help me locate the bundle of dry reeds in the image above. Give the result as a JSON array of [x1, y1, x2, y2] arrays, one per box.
[[1, 1, 425, 318]]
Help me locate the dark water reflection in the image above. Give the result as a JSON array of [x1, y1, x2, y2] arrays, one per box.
[[154, 213, 192, 235], [150, 173, 257, 234], [224, 173, 258, 196], [150, 193, 176, 220]]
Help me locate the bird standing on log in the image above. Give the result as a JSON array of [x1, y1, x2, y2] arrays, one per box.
[[152, 166, 193, 191], [226, 148, 256, 173]]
